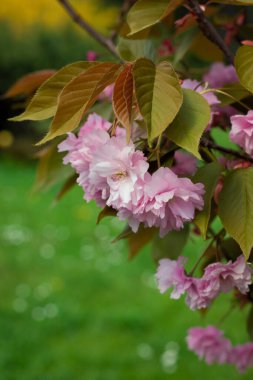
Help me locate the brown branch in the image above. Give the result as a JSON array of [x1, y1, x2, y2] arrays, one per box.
[[57, 0, 120, 59], [187, 0, 234, 64], [200, 138, 253, 163]]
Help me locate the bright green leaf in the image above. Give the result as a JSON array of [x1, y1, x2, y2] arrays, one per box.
[[167, 89, 211, 159], [152, 226, 189, 263], [193, 162, 222, 238], [12, 62, 97, 122], [38, 62, 121, 144], [218, 167, 253, 260], [127, 0, 183, 36], [133, 58, 182, 142], [235, 45, 253, 93]]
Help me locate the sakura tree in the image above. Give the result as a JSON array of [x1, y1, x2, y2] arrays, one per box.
[[5, 0, 253, 373]]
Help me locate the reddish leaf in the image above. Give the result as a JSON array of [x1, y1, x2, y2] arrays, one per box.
[[55, 174, 78, 202], [4, 70, 55, 98], [113, 64, 134, 142]]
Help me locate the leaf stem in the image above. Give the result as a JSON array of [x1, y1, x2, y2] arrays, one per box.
[[200, 138, 253, 164]]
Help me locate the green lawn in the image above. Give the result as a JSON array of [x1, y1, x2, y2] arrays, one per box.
[[0, 157, 252, 380]]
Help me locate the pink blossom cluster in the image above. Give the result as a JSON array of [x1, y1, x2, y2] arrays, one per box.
[[187, 326, 253, 372], [203, 62, 238, 88], [59, 113, 204, 237], [230, 110, 253, 157], [156, 255, 252, 310]]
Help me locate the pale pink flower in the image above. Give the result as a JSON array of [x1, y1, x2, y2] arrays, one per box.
[[156, 255, 252, 310], [141, 168, 204, 236], [58, 113, 110, 174], [204, 255, 253, 294], [182, 79, 219, 107], [99, 84, 114, 101], [229, 343, 253, 372], [230, 110, 253, 156], [156, 257, 192, 298], [187, 326, 232, 364], [203, 62, 238, 88], [172, 151, 197, 176], [88, 136, 149, 209], [119, 167, 204, 237], [58, 113, 111, 205]]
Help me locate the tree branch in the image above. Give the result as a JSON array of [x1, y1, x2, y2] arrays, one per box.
[[187, 0, 234, 64], [57, 0, 120, 59], [200, 138, 253, 163]]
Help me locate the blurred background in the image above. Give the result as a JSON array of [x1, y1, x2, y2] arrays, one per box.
[[0, 1, 252, 379]]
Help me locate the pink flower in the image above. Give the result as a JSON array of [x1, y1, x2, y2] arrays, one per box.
[[141, 168, 204, 236], [156, 255, 252, 310], [88, 136, 149, 209], [230, 110, 253, 156], [204, 255, 253, 294], [203, 62, 238, 88], [119, 167, 204, 237], [229, 343, 253, 372], [99, 84, 114, 101], [182, 79, 220, 107], [187, 326, 232, 364], [86, 50, 98, 61], [58, 113, 111, 205], [58, 113, 110, 174], [172, 151, 197, 176], [156, 257, 192, 298]]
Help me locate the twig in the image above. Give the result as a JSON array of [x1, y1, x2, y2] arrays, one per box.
[[111, 0, 137, 42], [200, 138, 253, 163], [57, 0, 120, 59], [187, 0, 234, 64]]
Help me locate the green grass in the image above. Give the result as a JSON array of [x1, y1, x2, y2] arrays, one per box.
[[0, 157, 252, 380]]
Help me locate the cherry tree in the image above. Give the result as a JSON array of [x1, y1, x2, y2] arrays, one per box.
[[4, 0, 253, 372]]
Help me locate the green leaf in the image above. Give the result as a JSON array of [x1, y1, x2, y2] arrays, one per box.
[[117, 37, 156, 62], [193, 162, 222, 238], [152, 226, 189, 263], [113, 64, 133, 141], [167, 89, 211, 159], [38, 62, 121, 144], [235, 45, 253, 93], [219, 238, 243, 261], [11, 62, 97, 121], [216, 83, 250, 106], [127, 0, 183, 36], [218, 167, 253, 259], [133, 58, 182, 142]]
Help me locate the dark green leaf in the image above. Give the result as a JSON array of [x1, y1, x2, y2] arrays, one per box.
[[152, 226, 189, 263], [193, 162, 222, 238], [218, 167, 253, 259]]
